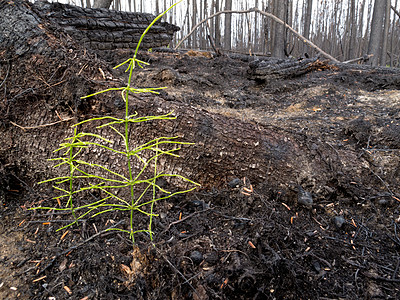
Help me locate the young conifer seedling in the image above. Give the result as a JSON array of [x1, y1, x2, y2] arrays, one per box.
[[33, 1, 199, 244]]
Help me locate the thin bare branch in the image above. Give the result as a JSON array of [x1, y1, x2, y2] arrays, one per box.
[[392, 5, 400, 19]]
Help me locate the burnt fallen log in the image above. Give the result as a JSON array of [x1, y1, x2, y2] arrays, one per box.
[[0, 0, 178, 56], [247, 57, 337, 81], [31, 1, 179, 51], [0, 0, 399, 207]]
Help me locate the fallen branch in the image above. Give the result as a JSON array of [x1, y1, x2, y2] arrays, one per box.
[[392, 5, 400, 19], [343, 54, 373, 64], [175, 7, 339, 63], [0, 62, 10, 89], [206, 22, 223, 56]]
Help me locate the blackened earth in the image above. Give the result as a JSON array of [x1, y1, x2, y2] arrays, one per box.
[[1, 50, 399, 299]]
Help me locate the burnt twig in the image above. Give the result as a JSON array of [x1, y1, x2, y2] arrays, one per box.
[[0, 61, 10, 89]]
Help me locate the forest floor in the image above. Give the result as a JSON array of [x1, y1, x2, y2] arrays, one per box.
[[1, 50, 400, 299]]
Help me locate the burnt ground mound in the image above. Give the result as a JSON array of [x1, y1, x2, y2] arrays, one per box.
[[1, 49, 400, 300]]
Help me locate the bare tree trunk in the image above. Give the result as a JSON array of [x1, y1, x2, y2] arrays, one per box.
[[302, 0, 312, 55], [368, 0, 386, 66], [224, 0, 232, 50], [272, 0, 285, 58], [347, 0, 357, 60], [254, 0, 259, 53], [380, 0, 391, 66], [362, 0, 374, 55], [335, 1, 344, 60], [357, 0, 366, 57], [184, 3, 191, 48], [127, 0, 131, 12], [263, 1, 270, 54], [201, 0, 208, 49], [270, 0, 276, 54], [285, 0, 293, 55], [246, 2, 252, 51], [390, 0, 399, 66], [214, 0, 220, 47], [192, 0, 197, 48]]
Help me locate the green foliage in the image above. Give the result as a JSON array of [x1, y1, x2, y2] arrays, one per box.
[[32, 1, 198, 244]]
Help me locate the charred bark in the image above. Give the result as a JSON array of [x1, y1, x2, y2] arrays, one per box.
[[92, 0, 113, 9], [1, 0, 179, 55], [247, 58, 336, 81], [33, 1, 179, 51]]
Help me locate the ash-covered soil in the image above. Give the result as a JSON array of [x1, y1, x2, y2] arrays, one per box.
[[1, 50, 400, 299]]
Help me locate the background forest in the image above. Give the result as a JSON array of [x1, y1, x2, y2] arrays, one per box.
[[41, 0, 400, 66]]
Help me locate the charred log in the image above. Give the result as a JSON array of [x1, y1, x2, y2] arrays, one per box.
[[0, 0, 179, 57], [0, 0, 399, 206], [247, 58, 337, 81], [30, 1, 180, 51]]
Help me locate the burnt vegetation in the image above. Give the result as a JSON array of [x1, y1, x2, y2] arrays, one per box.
[[0, 1, 400, 299]]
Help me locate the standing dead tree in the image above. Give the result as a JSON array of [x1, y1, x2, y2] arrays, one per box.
[[174, 7, 339, 62]]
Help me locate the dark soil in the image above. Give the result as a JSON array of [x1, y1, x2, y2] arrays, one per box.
[[1, 50, 400, 299]]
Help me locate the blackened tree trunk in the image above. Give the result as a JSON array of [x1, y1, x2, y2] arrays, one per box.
[[214, 0, 221, 47], [368, 0, 386, 66]]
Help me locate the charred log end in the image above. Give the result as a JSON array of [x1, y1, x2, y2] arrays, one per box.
[[30, 0, 180, 52]]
